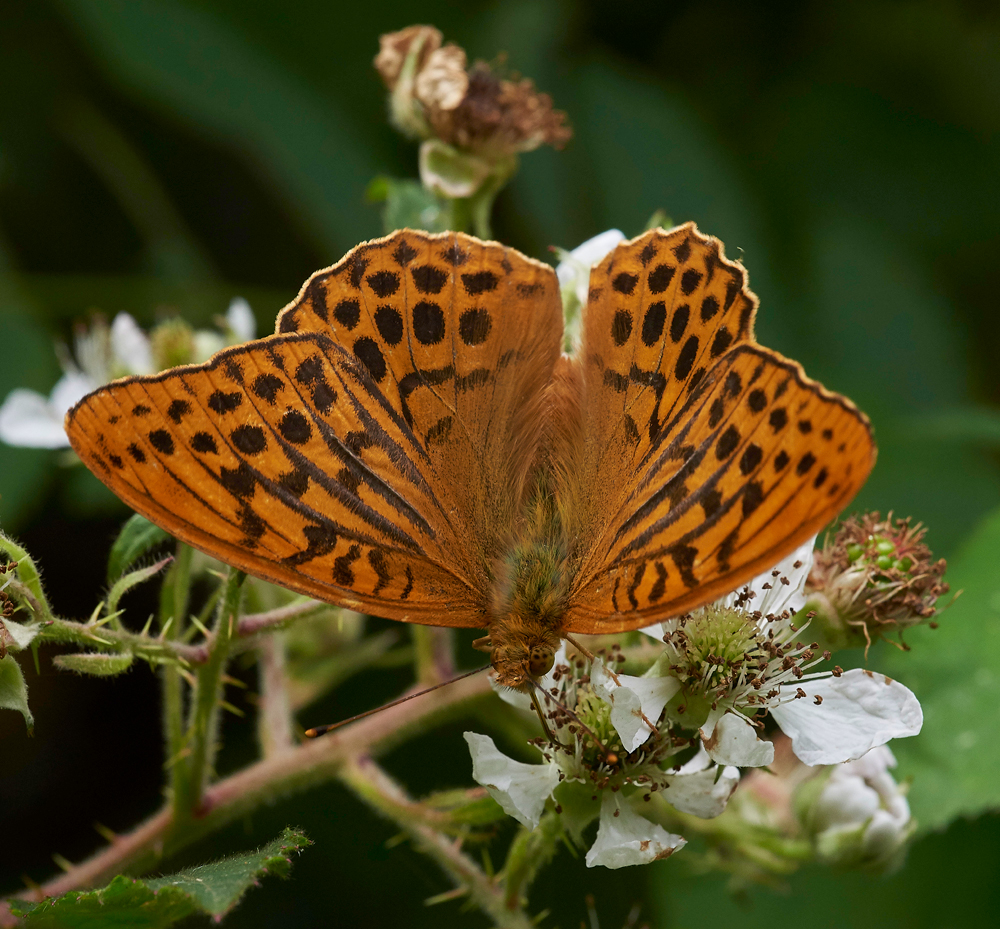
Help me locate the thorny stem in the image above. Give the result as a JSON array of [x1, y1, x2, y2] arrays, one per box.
[[341, 757, 534, 929], [0, 670, 492, 921], [30, 598, 322, 666], [503, 811, 564, 911], [160, 543, 192, 802], [176, 568, 244, 818]]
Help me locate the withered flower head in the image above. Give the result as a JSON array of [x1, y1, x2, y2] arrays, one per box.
[[807, 512, 949, 648], [374, 26, 571, 159], [374, 25, 442, 90]]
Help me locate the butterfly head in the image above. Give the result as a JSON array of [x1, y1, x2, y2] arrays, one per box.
[[488, 626, 560, 691]]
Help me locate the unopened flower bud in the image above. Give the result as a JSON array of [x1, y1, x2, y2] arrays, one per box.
[[797, 745, 914, 871], [807, 513, 948, 650]]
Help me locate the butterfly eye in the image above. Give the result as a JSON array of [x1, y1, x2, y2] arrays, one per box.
[[529, 647, 554, 677]]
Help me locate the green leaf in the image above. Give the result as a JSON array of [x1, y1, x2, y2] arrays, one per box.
[[0, 653, 33, 732], [53, 652, 134, 677], [878, 505, 1000, 831], [11, 827, 311, 926], [107, 514, 171, 585]]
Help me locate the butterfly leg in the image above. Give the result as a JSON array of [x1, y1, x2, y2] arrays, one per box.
[[472, 635, 493, 653]]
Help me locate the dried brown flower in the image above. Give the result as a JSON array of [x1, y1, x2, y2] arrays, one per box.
[[375, 26, 571, 159], [374, 25, 442, 90]]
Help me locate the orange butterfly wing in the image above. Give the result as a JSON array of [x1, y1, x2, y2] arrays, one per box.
[[562, 224, 876, 632], [66, 231, 563, 626]]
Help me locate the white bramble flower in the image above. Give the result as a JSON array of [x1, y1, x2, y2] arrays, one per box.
[[468, 647, 739, 869], [0, 313, 148, 448], [467, 537, 922, 869], [0, 299, 256, 450], [641, 537, 922, 767], [554, 229, 625, 351]]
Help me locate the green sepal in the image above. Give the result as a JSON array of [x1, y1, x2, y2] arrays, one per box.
[[552, 780, 601, 846], [423, 788, 511, 827], [106, 556, 173, 617], [368, 175, 455, 234], [107, 514, 171, 585], [53, 651, 135, 677], [0, 531, 51, 619], [418, 139, 494, 199], [10, 826, 311, 926], [0, 653, 34, 733]]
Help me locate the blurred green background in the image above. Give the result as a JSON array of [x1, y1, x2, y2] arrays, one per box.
[[2, 1, 1000, 926]]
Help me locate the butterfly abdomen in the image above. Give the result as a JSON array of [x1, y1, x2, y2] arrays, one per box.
[[487, 470, 570, 688]]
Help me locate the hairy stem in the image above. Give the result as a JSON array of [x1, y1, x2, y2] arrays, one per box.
[[1, 671, 492, 912], [502, 811, 563, 910], [341, 757, 534, 929], [257, 631, 295, 757], [177, 569, 244, 818], [160, 543, 192, 800]]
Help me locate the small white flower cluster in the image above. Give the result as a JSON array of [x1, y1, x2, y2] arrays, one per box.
[[466, 537, 921, 870], [0, 299, 255, 449]]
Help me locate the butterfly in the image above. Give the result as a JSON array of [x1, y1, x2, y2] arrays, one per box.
[[65, 225, 875, 689]]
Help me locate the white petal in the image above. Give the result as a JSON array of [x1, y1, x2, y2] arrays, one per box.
[[555, 229, 626, 306], [638, 622, 665, 641], [50, 372, 99, 417], [1, 620, 40, 650], [558, 229, 626, 282], [701, 712, 774, 767], [591, 658, 680, 752], [226, 297, 257, 342], [0, 389, 70, 448], [464, 732, 559, 829], [111, 313, 154, 375], [193, 331, 226, 363], [585, 792, 685, 869], [770, 669, 922, 765], [815, 774, 881, 827], [662, 764, 740, 819]]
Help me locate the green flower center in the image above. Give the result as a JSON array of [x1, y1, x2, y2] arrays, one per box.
[[681, 605, 758, 671]]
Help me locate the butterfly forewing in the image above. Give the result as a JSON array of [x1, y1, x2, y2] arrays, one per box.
[[276, 230, 563, 566], [66, 231, 564, 625], [563, 227, 875, 633], [567, 225, 759, 568]]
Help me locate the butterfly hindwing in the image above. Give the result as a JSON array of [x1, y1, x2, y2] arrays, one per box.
[[66, 231, 564, 625], [564, 227, 875, 632]]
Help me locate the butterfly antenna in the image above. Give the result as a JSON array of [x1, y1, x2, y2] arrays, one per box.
[[305, 664, 490, 738], [527, 677, 611, 758]]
